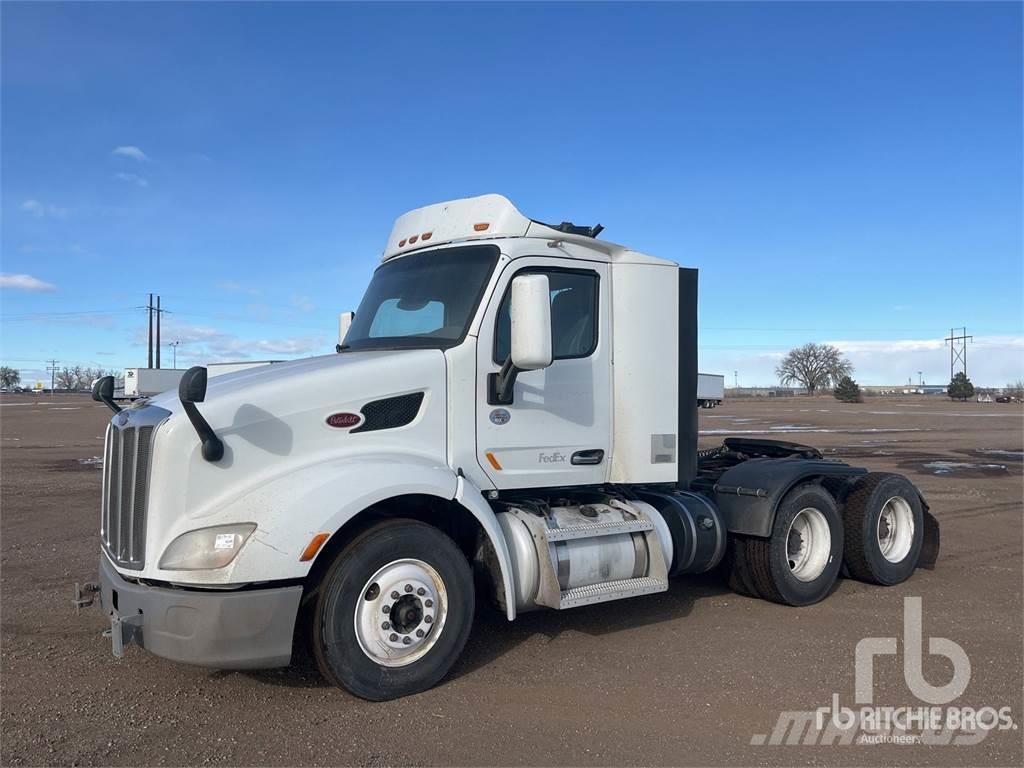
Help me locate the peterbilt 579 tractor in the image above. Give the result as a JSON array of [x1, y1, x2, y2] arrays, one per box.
[[79, 194, 939, 700]]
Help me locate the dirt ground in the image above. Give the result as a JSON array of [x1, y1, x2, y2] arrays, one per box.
[[1, 393, 1022, 767]]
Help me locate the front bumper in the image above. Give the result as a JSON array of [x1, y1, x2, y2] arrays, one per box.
[[98, 554, 302, 669]]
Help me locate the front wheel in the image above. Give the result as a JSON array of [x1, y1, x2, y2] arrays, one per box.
[[312, 519, 474, 700]]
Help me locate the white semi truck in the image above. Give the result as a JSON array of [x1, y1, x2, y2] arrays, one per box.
[[79, 195, 939, 700]]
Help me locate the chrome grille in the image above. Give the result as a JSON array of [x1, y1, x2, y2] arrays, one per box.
[[100, 406, 168, 569]]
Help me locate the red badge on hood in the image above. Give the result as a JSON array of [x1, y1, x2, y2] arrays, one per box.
[[326, 412, 362, 429]]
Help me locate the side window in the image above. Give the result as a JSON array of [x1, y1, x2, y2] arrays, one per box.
[[494, 270, 598, 363]]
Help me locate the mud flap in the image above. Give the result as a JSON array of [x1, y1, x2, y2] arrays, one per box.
[[917, 509, 940, 569]]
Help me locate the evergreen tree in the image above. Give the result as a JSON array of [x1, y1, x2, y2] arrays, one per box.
[[947, 372, 975, 401], [833, 375, 863, 403]]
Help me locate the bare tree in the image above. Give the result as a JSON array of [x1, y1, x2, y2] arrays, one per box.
[[776, 343, 853, 395], [55, 367, 77, 391], [0, 366, 21, 389]]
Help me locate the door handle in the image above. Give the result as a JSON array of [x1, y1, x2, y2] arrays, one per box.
[[571, 449, 605, 466]]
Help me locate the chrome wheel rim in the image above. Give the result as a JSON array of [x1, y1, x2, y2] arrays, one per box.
[[877, 496, 915, 563], [354, 558, 447, 667], [787, 507, 831, 582]]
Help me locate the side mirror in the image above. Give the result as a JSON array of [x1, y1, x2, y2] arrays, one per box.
[[488, 274, 552, 405], [337, 311, 355, 352], [178, 366, 223, 462], [178, 366, 208, 404], [91, 375, 122, 414], [510, 274, 553, 371]]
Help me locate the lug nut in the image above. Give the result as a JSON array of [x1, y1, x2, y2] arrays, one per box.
[[416, 629, 424, 638], [424, 615, 433, 624], [391, 591, 400, 600], [424, 599, 433, 608], [381, 605, 391, 614], [382, 621, 390, 630], [404, 584, 413, 593], [402, 636, 412, 645], [389, 633, 398, 642], [417, 587, 426, 596]]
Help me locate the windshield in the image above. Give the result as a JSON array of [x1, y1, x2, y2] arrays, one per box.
[[342, 245, 500, 351]]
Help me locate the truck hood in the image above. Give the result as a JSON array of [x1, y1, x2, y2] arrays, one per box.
[[148, 349, 444, 423], [141, 349, 449, 527]]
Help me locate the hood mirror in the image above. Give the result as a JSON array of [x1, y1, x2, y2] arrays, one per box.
[[91, 375, 122, 414], [178, 366, 224, 462]]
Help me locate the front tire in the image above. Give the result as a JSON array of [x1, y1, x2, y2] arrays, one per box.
[[312, 519, 474, 700]]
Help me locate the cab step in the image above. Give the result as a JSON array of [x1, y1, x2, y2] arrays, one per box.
[[543, 517, 653, 542], [558, 576, 668, 609]]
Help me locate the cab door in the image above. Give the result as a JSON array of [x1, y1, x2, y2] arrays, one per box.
[[476, 257, 611, 489]]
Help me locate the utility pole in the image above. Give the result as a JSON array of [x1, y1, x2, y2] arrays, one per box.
[[918, 371, 923, 387], [944, 327, 973, 381], [45, 359, 59, 395], [734, 370, 738, 388], [156, 295, 161, 369], [170, 340, 181, 368], [147, 293, 154, 369]]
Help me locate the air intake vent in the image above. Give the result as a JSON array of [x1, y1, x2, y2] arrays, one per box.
[[352, 392, 424, 434]]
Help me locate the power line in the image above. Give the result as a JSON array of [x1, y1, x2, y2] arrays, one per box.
[[945, 327, 973, 381], [45, 359, 59, 396]]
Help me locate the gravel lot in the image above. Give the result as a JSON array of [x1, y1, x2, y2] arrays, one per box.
[[2, 393, 1021, 766]]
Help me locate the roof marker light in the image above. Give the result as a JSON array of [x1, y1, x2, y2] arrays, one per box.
[[409, 234, 419, 244], [421, 231, 432, 240], [473, 222, 490, 232], [399, 238, 407, 247]]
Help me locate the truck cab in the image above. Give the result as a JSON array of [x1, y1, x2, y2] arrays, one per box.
[[85, 194, 938, 700]]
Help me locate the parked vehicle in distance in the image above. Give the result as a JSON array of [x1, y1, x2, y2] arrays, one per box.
[[697, 372, 725, 408], [121, 368, 188, 399], [81, 194, 940, 701], [995, 395, 1019, 403]]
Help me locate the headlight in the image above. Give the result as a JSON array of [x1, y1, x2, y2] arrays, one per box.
[[158, 523, 257, 571]]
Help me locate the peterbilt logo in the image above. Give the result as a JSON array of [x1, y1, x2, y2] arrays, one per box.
[[326, 412, 362, 429], [116, 412, 130, 426]]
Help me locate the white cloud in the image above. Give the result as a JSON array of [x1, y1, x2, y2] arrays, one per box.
[[113, 172, 149, 187], [111, 145, 150, 162], [0, 273, 57, 292], [291, 294, 316, 313], [20, 199, 68, 218], [143, 322, 327, 364], [702, 335, 1024, 388], [219, 281, 261, 296]]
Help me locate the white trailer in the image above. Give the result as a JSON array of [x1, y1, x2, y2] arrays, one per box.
[[121, 368, 187, 399], [81, 194, 939, 701], [697, 372, 725, 408]]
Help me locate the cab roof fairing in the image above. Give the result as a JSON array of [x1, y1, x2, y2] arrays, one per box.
[[381, 193, 676, 268]]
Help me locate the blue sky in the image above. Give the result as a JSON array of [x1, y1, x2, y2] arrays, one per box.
[[2, 1, 1021, 387]]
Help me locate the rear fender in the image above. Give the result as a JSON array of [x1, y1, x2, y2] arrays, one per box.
[[714, 458, 868, 537]]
